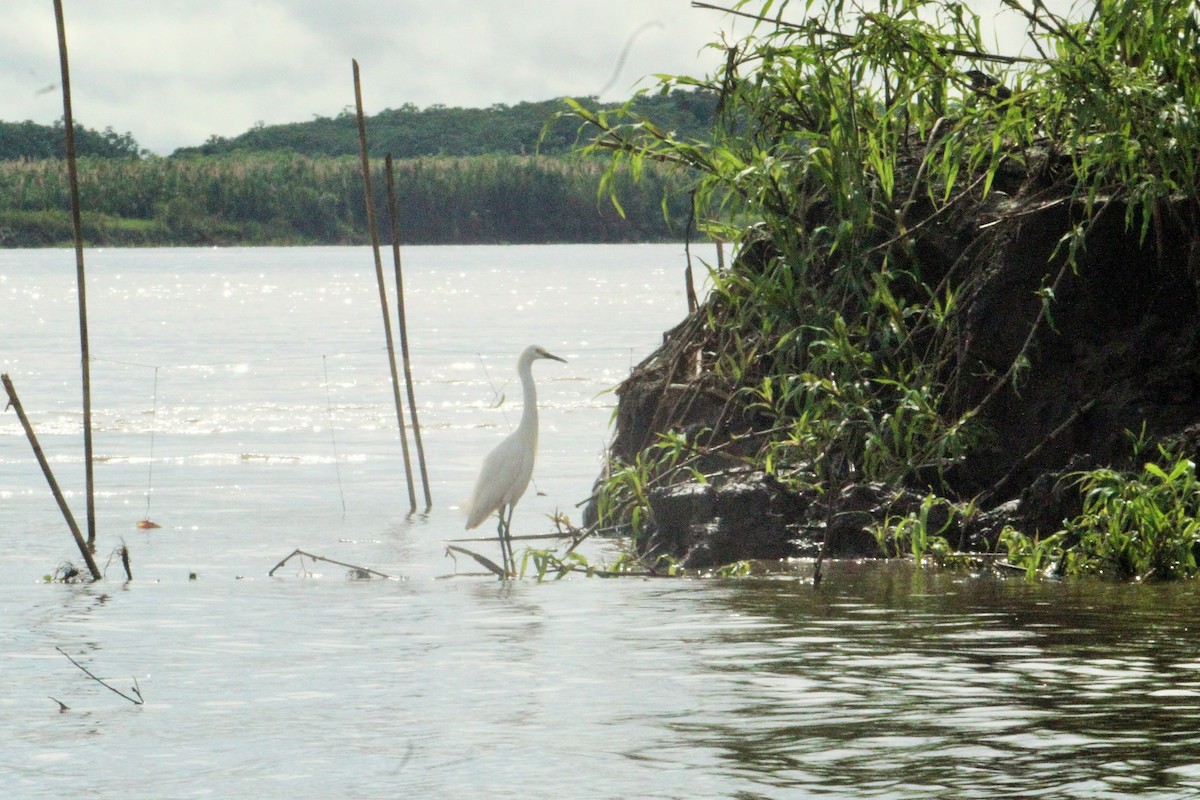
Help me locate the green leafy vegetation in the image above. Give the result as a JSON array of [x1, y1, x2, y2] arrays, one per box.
[[518, 545, 685, 581], [872, 494, 963, 563], [446, 512, 686, 581], [1002, 451, 1200, 581], [577, 0, 1200, 579], [591, 430, 709, 550]]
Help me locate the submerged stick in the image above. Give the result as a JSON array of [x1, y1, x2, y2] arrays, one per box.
[[104, 544, 133, 581], [53, 0, 96, 546], [268, 548, 395, 579], [445, 532, 574, 544], [56, 646, 143, 705], [444, 544, 505, 578], [3, 374, 101, 581], [352, 59, 417, 513], [984, 398, 1098, 503], [384, 155, 433, 511]]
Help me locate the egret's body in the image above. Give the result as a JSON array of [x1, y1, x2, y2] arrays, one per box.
[[465, 344, 566, 576]]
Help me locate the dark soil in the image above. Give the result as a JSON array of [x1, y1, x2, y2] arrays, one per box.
[[586, 163, 1200, 570]]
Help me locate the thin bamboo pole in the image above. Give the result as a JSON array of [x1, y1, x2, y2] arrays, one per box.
[[3, 374, 101, 580], [352, 59, 417, 513], [384, 154, 433, 510], [684, 190, 699, 313], [53, 0, 96, 545]]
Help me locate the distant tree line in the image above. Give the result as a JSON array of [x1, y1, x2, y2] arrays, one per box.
[[0, 90, 714, 247], [0, 120, 144, 160], [173, 90, 717, 159]]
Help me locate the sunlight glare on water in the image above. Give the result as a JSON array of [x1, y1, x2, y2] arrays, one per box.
[[4, 247, 1200, 799]]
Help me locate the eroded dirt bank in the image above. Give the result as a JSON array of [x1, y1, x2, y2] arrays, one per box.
[[587, 171, 1200, 570]]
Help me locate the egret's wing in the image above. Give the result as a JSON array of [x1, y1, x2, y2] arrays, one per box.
[[464, 435, 522, 529]]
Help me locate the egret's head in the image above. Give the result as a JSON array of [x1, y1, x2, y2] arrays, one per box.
[[533, 345, 567, 364]]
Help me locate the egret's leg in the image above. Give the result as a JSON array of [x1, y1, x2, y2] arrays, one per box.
[[502, 504, 517, 576], [495, 510, 511, 578]]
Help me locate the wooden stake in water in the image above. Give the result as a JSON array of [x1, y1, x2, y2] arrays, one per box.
[[53, 0, 96, 545], [352, 59, 417, 513], [3, 374, 101, 581], [385, 154, 433, 510]]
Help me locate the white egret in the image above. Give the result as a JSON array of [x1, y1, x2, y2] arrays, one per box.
[[465, 344, 567, 577]]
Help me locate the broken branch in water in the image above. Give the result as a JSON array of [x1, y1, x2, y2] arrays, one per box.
[[268, 548, 397, 580], [103, 544, 132, 581], [444, 544, 505, 578], [56, 646, 143, 706], [3, 373, 102, 581]]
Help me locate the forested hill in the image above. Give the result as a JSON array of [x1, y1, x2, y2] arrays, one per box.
[[0, 89, 715, 162], [172, 90, 717, 159]]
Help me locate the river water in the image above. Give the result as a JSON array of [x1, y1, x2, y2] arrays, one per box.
[[3, 245, 1200, 799]]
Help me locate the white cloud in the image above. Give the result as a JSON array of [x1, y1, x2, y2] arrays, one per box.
[[3, 0, 737, 154], [1, 0, 1078, 155]]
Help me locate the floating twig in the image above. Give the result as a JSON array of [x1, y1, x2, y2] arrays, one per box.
[[56, 646, 143, 705]]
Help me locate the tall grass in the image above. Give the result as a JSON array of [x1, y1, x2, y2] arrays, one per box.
[[0, 153, 689, 246]]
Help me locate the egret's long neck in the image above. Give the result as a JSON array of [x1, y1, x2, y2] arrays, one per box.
[[517, 354, 539, 448]]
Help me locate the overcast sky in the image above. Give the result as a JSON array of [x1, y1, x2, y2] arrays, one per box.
[[4, 1, 1065, 156]]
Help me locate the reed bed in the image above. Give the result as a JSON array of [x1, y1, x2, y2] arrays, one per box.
[[0, 153, 689, 246]]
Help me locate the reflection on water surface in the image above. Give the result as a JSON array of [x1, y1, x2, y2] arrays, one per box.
[[688, 562, 1200, 799], [7, 555, 1200, 799]]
